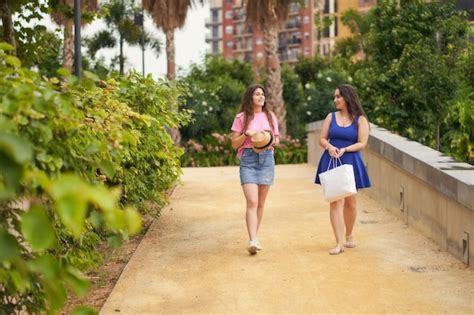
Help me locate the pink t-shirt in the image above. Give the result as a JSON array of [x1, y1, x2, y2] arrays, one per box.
[[231, 111, 280, 158]]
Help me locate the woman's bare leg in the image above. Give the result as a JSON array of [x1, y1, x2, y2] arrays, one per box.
[[242, 183, 259, 240]]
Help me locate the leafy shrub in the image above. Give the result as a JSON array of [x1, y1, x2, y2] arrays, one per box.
[[180, 133, 307, 167], [0, 43, 189, 314]]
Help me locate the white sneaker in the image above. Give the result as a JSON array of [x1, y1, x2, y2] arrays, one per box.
[[256, 239, 262, 251], [247, 240, 258, 255]]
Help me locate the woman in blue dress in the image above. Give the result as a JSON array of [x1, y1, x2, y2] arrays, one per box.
[[315, 84, 371, 255]]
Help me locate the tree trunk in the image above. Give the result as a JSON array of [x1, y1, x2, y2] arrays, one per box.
[[0, 0, 16, 54], [165, 29, 175, 80], [263, 26, 286, 137], [164, 29, 181, 144], [63, 19, 74, 72]]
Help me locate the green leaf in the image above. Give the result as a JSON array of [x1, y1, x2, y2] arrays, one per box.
[[21, 206, 56, 251], [124, 207, 142, 235], [55, 194, 87, 238], [87, 186, 120, 212], [99, 159, 116, 178], [0, 227, 20, 261], [107, 235, 122, 248], [104, 208, 126, 231], [0, 132, 33, 164], [51, 174, 85, 200], [0, 42, 14, 51], [28, 255, 60, 280], [88, 210, 102, 228], [0, 152, 22, 197], [4, 55, 21, 68], [57, 67, 71, 77], [64, 267, 90, 297], [84, 71, 100, 82], [44, 280, 67, 311], [72, 306, 98, 315], [10, 270, 30, 292]]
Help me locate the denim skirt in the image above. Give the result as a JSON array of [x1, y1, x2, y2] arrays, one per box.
[[239, 148, 275, 185]]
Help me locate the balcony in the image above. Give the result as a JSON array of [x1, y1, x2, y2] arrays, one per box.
[[205, 17, 221, 27], [205, 33, 221, 42]]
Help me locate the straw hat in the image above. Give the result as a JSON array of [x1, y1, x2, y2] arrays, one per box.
[[246, 130, 274, 153]]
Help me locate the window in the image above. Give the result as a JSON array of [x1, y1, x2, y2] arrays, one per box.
[[226, 41, 234, 48], [256, 52, 264, 59], [256, 37, 263, 45], [323, 26, 330, 38], [334, 16, 338, 37], [225, 10, 233, 19], [303, 16, 309, 24], [323, 0, 329, 14], [212, 26, 219, 37], [304, 32, 309, 40], [211, 9, 219, 22], [212, 41, 219, 53], [225, 25, 233, 34]]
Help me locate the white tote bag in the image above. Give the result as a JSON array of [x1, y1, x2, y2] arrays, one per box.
[[319, 157, 357, 203]]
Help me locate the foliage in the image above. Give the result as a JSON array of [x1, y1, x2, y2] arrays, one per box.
[[85, 0, 161, 74], [0, 44, 189, 313], [180, 133, 307, 167], [354, 0, 470, 152], [442, 45, 474, 163], [180, 56, 254, 142]]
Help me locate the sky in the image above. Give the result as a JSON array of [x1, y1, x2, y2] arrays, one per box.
[[39, 1, 210, 79]]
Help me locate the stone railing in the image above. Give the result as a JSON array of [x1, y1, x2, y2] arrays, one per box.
[[307, 121, 474, 268]]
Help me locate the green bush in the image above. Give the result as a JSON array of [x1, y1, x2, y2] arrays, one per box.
[[0, 43, 189, 314], [180, 133, 307, 167]]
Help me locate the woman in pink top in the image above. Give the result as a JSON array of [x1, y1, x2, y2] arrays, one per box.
[[231, 84, 280, 255]]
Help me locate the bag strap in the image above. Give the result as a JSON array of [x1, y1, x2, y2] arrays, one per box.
[[326, 157, 343, 171]]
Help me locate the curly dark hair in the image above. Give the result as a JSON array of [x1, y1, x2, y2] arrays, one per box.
[[238, 84, 275, 132]]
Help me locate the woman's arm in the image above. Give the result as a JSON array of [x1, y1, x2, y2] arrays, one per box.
[[337, 116, 370, 156], [319, 113, 339, 157], [231, 131, 247, 150]]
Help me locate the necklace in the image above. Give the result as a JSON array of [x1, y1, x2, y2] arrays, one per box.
[[339, 114, 352, 127]]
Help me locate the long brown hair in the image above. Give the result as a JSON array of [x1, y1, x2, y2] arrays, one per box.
[[336, 84, 368, 123], [238, 84, 275, 132]]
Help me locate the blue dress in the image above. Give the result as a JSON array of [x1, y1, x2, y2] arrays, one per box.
[[315, 112, 371, 189]]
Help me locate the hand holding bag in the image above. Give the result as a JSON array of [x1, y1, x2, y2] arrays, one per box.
[[319, 157, 357, 203]]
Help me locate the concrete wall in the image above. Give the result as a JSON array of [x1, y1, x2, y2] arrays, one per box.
[[307, 121, 474, 268]]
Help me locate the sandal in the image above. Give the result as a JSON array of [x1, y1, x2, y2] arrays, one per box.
[[329, 246, 344, 255], [344, 235, 356, 248]]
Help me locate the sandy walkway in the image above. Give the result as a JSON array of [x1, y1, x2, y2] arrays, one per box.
[[101, 164, 474, 314]]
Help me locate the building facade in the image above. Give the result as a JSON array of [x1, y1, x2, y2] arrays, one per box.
[[205, 0, 376, 66]]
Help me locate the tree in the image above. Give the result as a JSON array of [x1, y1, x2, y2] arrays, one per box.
[[50, 0, 98, 72], [85, 0, 161, 75], [180, 56, 254, 142], [0, 0, 48, 55], [244, 0, 299, 137], [142, 0, 201, 80], [355, 0, 470, 152]]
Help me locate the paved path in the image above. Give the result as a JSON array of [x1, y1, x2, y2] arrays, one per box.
[[101, 165, 474, 314]]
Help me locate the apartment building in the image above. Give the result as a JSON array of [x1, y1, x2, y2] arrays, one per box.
[[315, 0, 376, 56], [205, 0, 376, 65]]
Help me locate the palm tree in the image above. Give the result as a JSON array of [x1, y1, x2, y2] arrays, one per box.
[[50, 0, 98, 72], [244, 0, 297, 137], [142, 0, 200, 80], [142, 0, 201, 144], [85, 0, 161, 75]]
